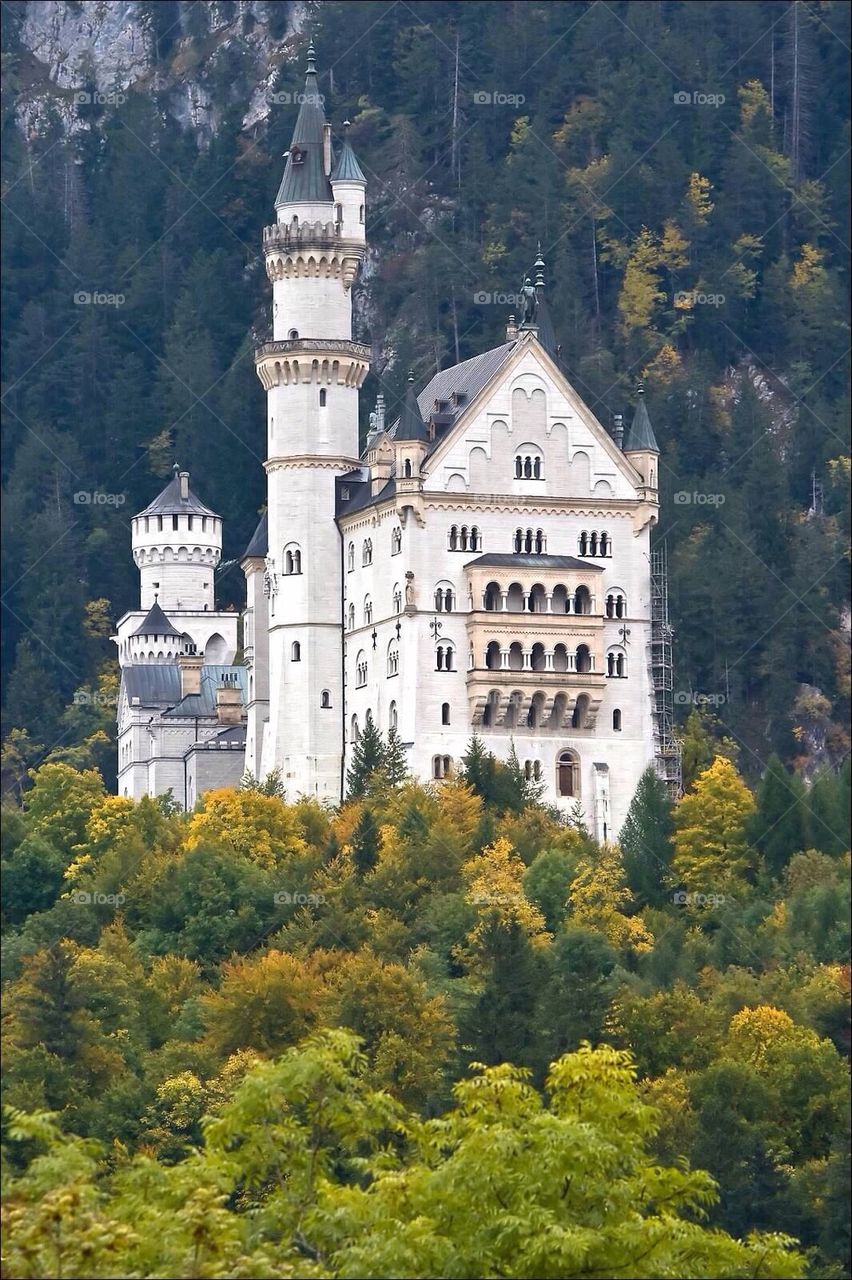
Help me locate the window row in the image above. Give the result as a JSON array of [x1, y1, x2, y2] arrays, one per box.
[[483, 582, 595, 615], [481, 691, 594, 730], [514, 528, 547, 554], [578, 530, 611, 557], [483, 641, 602, 674], [448, 525, 482, 552], [137, 514, 215, 534], [351, 702, 398, 744], [514, 449, 544, 480]]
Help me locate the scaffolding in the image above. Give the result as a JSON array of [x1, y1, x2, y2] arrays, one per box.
[[650, 543, 682, 797]]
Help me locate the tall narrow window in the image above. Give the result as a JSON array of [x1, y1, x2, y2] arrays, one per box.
[[321, 690, 331, 708], [291, 641, 301, 661], [613, 709, 622, 731], [319, 389, 327, 406], [441, 702, 450, 725]]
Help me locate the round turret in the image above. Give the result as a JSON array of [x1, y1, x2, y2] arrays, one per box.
[[131, 467, 222, 612]]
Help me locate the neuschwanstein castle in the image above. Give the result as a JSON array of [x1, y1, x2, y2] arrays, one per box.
[[114, 44, 664, 840]]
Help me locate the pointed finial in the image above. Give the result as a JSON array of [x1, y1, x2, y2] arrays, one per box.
[[636, 381, 645, 396], [307, 38, 316, 73], [172, 462, 180, 475], [343, 119, 351, 131], [534, 242, 546, 289], [407, 369, 415, 383]]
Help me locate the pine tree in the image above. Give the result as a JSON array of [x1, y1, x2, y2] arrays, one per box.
[[619, 766, 674, 907], [807, 768, 850, 856], [345, 711, 385, 799], [749, 755, 807, 877], [350, 806, 379, 877], [383, 727, 408, 787]]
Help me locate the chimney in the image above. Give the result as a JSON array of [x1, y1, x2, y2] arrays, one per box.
[[177, 645, 203, 696], [506, 314, 518, 341], [612, 413, 624, 449], [323, 122, 332, 177], [216, 680, 242, 725], [375, 392, 385, 434], [179, 471, 190, 500]]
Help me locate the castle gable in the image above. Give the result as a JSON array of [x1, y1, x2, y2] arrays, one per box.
[[423, 337, 641, 503]]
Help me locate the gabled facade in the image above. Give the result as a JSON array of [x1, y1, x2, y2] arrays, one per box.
[[242, 46, 663, 838]]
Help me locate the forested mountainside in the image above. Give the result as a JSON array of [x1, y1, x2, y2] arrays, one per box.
[[1, 0, 849, 783]]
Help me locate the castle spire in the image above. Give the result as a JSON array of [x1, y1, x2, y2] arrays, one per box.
[[275, 41, 333, 207], [623, 383, 660, 453]]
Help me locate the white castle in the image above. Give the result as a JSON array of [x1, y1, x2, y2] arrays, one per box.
[[115, 44, 664, 839]]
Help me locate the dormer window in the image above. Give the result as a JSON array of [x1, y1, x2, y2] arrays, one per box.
[[290, 146, 305, 165], [451, 391, 466, 408]]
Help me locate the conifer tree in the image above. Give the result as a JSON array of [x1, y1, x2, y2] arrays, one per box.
[[619, 766, 674, 906], [345, 712, 385, 800], [383, 727, 408, 787], [350, 806, 379, 877], [749, 755, 807, 877]]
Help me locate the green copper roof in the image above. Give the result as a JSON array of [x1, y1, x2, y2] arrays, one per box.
[[275, 45, 333, 207], [331, 133, 366, 182], [623, 389, 659, 453], [394, 375, 429, 442]]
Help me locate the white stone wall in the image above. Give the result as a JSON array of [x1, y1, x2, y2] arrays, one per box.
[[243, 559, 270, 778], [114, 610, 238, 667], [131, 513, 222, 612]]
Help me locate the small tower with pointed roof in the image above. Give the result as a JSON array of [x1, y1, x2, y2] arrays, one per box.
[[394, 372, 429, 519], [623, 385, 660, 498], [131, 465, 222, 613], [255, 40, 370, 799]]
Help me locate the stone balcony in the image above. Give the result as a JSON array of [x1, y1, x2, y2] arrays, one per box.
[[255, 339, 371, 389]]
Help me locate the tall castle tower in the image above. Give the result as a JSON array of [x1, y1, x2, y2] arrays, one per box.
[[256, 43, 369, 798]]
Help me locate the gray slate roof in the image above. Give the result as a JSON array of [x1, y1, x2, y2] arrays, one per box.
[[415, 342, 516, 442], [275, 57, 334, 206], [121, 664, 247, 714], [395, 379, 429, 442], [243, 512, 268, 559], [138, 469, 218, 519], [468, 553, 605, 572], [623, 391, 659, 453], [131, 601, 183, 638], [331, 137, 365, 182]]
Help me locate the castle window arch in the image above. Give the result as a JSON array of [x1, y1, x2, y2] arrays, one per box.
[[291, 641, 301, 661], [573, 585, 592, 615], [403, 459, 412, 478], [393, 583, 402, 613], [387, 642, 399, 677], [613, 708, 622, 731], [442, 702, 450, 725], [355, 651, 367, 687], [606, 647, 627, 678], [364, 595, 372, 626], [434, 581, 455, 612], [351, 714, 360, 743], [605, 590, 627, 619], [432, 755, 453, 780], [557, 749, 580, 797], [435, 643, 455, 671], [319, 388, 327, 407], [347, 542, 355, 572], [572, 694, 591, 729], [362, 538, 373, 566], [348, 603, 355, 631], [514, 443, 544, 480], [284, 544, 302, 575], [321, 690, 331, 708], [288, 328, 299, 339], [359, 204, 365, 224], [334, 202, 343, 224], [391, 527, 402, 555]]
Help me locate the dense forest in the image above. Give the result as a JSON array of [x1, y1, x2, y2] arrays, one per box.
[[1, 0, 850, 783], [1, 3, 850, 1276], [2, 730, 850, 1275]]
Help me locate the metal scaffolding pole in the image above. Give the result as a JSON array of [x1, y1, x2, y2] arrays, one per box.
[[650, 543, 682, 798]]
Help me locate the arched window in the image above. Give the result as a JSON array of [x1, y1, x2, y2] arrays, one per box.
[[434, 583, 454, 612], [348, 603, 355, 631], [535, 529, 545, 553], [347, 542, 355, 572], [471, 527, 481, 550], [575, 644, 592, 674], [387, 644, 399, 677], [515, 445, 543, 481], [436, 644, 455, 671], [448, 526, 459, 551], [359, 204, 365, 223], [460, 526, 469, 551], [389, 701, 398, 732], [557, 750, 579, 797], [391, 528, 402, 555], [288, 328, 299, 340], [393, 583, 402, 612], [334, 202, 343, 223], [441, 702, 450, 725], [513, 529, 522, 553], [284, 545, 302, 575], [403, 459, 412, 478], [485, 641, 501, 670], [600, 532, 611, 556], [319, 389, 327, 407], [364, 596, 372, 626], [572, 694, 590, 729], [362, 539, 373, 566], [291, 641, 301, 661], [579, 531, 588, 556], [484, 582, 500, 611], [613, 708, 622, 731], [574, 586, 592, 615], [589, 531, 599, 556], [432, 755, 453, 780], [321, 690, 331, 708], [351, 714, 360, 743], [355, 652, 367, 687]]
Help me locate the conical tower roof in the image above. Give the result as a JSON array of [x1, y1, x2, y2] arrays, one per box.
[[394, 374, 429, 442], [275, 41, 334, 206], [623, 387, 660, 453], [331, 123, 366, 182], [137, 466, 218, 519], [132, 601, 182, 638]]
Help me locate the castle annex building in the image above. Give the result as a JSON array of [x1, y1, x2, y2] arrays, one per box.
[[116, 45, 666, 839]]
